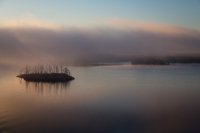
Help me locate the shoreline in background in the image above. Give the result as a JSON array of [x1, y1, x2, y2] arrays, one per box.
[[72, 56, 200, 67]]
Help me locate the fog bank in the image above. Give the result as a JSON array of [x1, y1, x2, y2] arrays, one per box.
[[0, 25, 200, 67]]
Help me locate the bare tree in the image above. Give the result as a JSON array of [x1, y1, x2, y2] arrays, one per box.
[[25, 65, 30, 74], [64, 67, 70, 75], [20, 65, 71, 75]]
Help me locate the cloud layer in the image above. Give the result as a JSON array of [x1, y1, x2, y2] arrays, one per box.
[[0, 19, 200, 67]]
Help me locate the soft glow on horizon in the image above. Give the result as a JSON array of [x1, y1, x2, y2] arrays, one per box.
[[0, 17, 61, 30], [0, 0, 200, 30]]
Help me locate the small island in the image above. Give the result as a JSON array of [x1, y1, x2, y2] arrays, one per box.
[[17, 65, 75, 82]]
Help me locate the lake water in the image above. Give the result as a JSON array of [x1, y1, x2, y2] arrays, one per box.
[[0, 64, 200, 133]]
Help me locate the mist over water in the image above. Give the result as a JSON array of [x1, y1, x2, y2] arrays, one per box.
[[0, 65, 200, 133], [0, 26, 200, 67]]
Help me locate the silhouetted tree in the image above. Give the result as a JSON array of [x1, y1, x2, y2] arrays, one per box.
[[20, 65, 71, 75]]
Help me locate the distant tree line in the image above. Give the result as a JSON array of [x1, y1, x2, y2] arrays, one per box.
[[20, 65, 70, 75]]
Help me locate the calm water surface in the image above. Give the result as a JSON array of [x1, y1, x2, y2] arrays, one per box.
[[0, 65, 200, 133]]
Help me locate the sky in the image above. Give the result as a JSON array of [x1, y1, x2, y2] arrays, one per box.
[[0, 0, 200, 29], [0, 0, 200, 67]]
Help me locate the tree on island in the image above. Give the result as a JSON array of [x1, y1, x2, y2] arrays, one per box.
[[20, 65, 71, 75]]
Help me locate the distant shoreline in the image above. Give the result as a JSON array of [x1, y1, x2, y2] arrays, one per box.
[[131, 56, 200, 65], [84, 56, 200, 66]]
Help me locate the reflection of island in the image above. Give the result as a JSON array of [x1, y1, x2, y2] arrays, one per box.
[[22, 81, 71, 96]]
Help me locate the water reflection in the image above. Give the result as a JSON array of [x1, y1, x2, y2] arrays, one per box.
[[20, 80, 71, 96], [1, 65, 199, 133]]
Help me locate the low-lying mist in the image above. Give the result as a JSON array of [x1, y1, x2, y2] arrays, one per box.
[[0, 25, 200, 68]]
